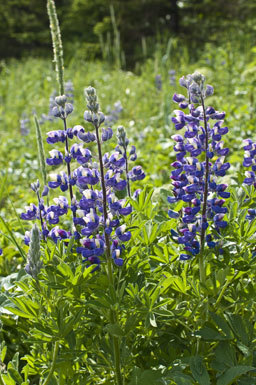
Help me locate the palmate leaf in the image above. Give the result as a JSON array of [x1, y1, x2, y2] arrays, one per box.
[[209, 312, 233, 338], [105, 323, 125, 337], [226, 314, 250, 345], [195, 326, 228, 341], [170, 371, 194, 385], [190, 356, 210, 385], [216, 366, 255, 385], [128, 367, 165, 385]]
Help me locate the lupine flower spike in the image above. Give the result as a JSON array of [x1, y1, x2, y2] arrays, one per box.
[[169, 72, 230, 281]]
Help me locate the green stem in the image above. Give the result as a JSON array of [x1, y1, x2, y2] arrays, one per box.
[[214, 272, 238, 309], [199, 253, 206, 285], [42, 341, 59, 385], [63, 117, 76, 219], [124, 147, 131, 198], [94, 124, 123, 385], [199, 95, 209, 285]]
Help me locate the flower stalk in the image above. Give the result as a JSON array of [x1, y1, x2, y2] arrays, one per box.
[[34, 116, 48, 200], [199, 95, 209, 284], [41, 341, 59, 385], [94, 115, 123, 385]]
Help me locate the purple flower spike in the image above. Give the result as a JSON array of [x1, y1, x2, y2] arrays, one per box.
[[168, 72, 230, 260]]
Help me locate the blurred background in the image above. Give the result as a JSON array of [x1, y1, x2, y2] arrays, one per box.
[[1, 0, 256, 69]]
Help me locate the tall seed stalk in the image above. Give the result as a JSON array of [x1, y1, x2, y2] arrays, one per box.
[[47, 0, 76, 219], [47, 0, 64, 95]]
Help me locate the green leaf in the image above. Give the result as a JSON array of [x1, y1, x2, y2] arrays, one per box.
[[0, 342, 7, 362], [0, 216, 26, 261], [190, 356, 210, 385], [11, 352, 19, 371], [149, 312, 157, 328], [4, 306, 35, 319], [214, 341, 237, 368], [171, 371, 194, 385], [62, 308, 84, 337], [172, 276, 188, 293], [105, 323, 124, 337], [57, 262, 74, 280], [210, 312, 233, 338], [226, 314, 249, 345], [2, 374, 15, 385], [7, 362, 23, 385], [128, 367, 164, 385], [195, 326, 227, 341], [217, 366, 255, 385]]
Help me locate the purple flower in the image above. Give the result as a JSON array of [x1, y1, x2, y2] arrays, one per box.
[[102, 127, 113, 142], [46, 150, 63, 166], [21, 204, 38, 220], [48, 227, 70, 243], [70, 144, 92, 164], [48, 172, 69, 191], [47, 130, 66, 144], [115, 225, 131, 242]]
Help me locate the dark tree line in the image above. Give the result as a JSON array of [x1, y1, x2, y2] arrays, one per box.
[[0, 0, 255, 66]]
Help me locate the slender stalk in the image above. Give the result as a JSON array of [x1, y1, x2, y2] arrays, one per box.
[[36, 191, 46, 240], [124, 149, 131, 198], [42, 341, 59, 385], [214, 272, 238, 309], [63, 118, 76, 218], [199, 95, 209, 284], [34, 115, 49, 206], [94, 123, 123, 385]]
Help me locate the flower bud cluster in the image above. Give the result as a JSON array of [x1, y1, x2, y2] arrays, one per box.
[[169, 73, 230, 260], [40, 80, 74, 125]]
